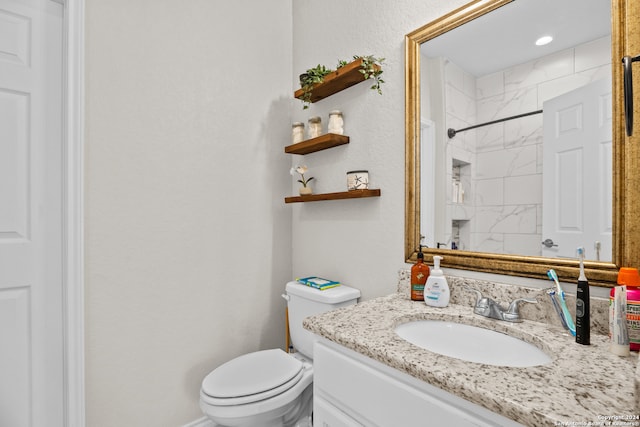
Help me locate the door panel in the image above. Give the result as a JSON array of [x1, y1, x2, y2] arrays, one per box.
[[0, 1, 63, 426], [0, 88, 30, 242], [0, 288, 30, 426]]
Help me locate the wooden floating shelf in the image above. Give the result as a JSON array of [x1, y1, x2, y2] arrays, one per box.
[[294, 58, 381, 103], [285, 189, 381, 204], [285, 133, 350, 155]]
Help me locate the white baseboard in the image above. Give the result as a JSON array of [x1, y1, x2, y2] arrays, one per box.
[[181, 416, 214, 427]]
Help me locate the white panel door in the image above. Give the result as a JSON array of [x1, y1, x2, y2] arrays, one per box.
[[0, 0, 63, 426], [542, 78, 612, 261]]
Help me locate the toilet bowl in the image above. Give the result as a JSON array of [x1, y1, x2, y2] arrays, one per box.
[[200, 350, 313, 427], [199, 281, 360, 427]]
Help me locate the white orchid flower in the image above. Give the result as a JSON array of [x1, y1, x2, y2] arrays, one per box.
[[290, 165, 314, 187]]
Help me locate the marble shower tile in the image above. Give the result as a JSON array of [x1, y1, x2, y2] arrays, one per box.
[[475, 123, 504, 152], [476, 70, 504, 99], [474, 204, 537, 234], [504, 174, 542, 205], [476, 145, 537, 179], [474, 178, 503, 206], [477, 86, 538, 124], [503, 233, 542, 256], [471, 232, 504, 253], [446, 83, 476, 124], [575, 36, 611, 73], [504, 48, 574, 92], [503, 114, 542, 148]]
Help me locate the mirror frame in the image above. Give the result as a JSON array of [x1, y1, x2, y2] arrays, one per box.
[[405, 0, 639, 287]]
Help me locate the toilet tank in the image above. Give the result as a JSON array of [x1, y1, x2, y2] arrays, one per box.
[[285, 281, 360, 359]]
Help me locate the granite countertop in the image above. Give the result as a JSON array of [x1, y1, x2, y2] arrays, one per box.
[[304, 292, 639, 426]]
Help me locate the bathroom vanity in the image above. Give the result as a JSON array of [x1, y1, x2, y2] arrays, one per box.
[[313, 339, 524, 426], [304, 277, 639, 426]]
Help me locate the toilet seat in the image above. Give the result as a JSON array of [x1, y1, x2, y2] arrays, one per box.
[[201, 349, 304, 406]]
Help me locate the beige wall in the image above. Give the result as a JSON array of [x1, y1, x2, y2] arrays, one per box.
[[84, 1, 292, 425], [81, 0, 640, 424], [84, 0, 562, 425]]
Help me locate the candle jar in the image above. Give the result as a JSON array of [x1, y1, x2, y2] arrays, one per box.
[[328, 110, 344, 135], [292, 122, 305, 144], [308, 116, 322, 139], [347, 170, 369, 190]]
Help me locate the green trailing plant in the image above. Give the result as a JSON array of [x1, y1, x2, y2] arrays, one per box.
[[354, 55, 385, 95], [299, 64, 333, 109], [298, 55, 385, 109]]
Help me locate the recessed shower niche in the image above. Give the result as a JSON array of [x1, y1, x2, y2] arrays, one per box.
[[448, 158, 472, 250]]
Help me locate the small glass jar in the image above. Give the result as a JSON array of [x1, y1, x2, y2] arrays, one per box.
[[292, 122, 305, 144], [308, 116, 322, 139], [328, 110, 344, 135]]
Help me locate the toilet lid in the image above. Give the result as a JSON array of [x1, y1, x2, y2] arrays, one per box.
[[202, 349, 303, 401]]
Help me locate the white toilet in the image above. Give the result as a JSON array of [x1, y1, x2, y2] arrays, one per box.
[[199, 281, 360, 427]]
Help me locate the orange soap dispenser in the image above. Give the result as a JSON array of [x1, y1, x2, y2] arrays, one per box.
[[411, 248, 430, 301]]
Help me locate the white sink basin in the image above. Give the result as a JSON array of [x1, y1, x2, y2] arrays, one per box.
[[395, 320, 552, 367]]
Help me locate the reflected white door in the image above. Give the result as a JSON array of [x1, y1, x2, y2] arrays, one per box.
[[0, 0, 64, 426], [542, 78, 612, 260]]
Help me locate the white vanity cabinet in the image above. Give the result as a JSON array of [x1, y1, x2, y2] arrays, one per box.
[[313, 340, 525, 427]]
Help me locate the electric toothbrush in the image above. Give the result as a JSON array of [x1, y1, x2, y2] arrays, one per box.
[[575, 247, 590, 345]]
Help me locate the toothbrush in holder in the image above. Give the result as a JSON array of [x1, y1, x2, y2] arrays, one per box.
[[547, 269, 576, 336], [546, 288, 569, 331]]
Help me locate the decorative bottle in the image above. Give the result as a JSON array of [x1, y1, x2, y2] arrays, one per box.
[[411, 249, 430, 301]]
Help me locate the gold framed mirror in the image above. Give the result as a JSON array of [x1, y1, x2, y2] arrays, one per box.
[[405, 0, 640, 287]]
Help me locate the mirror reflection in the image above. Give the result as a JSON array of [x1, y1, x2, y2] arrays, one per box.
[[419, 0, 612, 261]]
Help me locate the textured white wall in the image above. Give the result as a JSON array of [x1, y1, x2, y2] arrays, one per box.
[[291, 0, 469, 300], [85, 1, 292, 425], [83, 0, 538, 425]]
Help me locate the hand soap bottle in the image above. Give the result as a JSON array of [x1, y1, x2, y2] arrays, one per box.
[[424, 256, 450, 307], [410, 248, 430, 301]]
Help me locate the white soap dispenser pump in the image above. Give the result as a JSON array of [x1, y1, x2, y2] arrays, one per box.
[[424, 256, 450, 307]]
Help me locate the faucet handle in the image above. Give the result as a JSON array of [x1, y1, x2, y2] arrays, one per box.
[[463, 287, 493, 317], [504, 298, 537, 321]]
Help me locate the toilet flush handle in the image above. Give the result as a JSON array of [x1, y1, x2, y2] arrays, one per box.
[[282, 293, 290, 301]]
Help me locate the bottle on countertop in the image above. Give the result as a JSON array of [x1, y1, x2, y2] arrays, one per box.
[[410, 248, 430, 301], [424, 256, 450, 308], [610, 267, 640, 351]]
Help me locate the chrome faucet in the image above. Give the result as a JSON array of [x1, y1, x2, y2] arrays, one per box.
[[464, 287, 537, 323]]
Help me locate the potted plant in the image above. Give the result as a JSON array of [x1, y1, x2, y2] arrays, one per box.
[[290, 165, 315, 195], [299, 65, 333, 109]]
